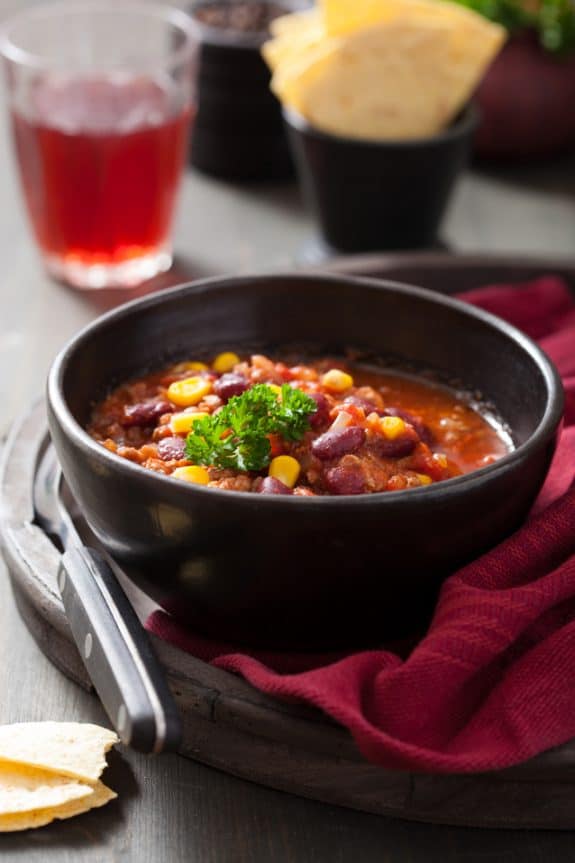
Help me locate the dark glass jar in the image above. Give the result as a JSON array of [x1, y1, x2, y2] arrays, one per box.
[[189, 0, 309, 180]]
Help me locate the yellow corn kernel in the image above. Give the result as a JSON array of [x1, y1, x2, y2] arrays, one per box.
[[415, 473, 433, 486], [267, 384, 282, 398], [321, 369, 354, 393], [434, 453, 448, 469], [172, 361, 209, 373], [213, 352, 240, 374], [268, 455, 300, 489], [167, 376, 212, 407], [170, 412, 209, 434], [380, 416, 406, 440], [173, 466, 210, 485]]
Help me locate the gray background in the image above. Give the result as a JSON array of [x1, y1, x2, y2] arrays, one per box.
[[1, 0, 575, 859]]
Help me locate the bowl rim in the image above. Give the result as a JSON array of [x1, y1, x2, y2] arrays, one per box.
[[283, 101, 480, 149], [47, 271, 564, 508]]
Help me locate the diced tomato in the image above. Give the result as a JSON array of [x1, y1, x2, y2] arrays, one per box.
[[275, 363, 294, 382], [409, 445, 448, 481], [330, 402, 366, 424], [267, 433, 284, 458]]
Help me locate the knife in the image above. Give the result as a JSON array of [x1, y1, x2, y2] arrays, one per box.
[[33, 445, 182, 754]]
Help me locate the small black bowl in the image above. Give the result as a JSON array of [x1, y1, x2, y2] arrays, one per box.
[[47, 273, 563, 648], [189, 0, 306, 180], [284, 104, 479, 253]]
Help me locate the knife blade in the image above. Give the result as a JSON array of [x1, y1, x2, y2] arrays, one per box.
[[34, 445, 182, 754]]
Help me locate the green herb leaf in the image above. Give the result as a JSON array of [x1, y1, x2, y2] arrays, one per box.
[[184, 383, 317, 472], [274, 384, 318, 441]]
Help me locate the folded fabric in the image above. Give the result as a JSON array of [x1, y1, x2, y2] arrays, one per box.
[[148, 276, 575, 774]]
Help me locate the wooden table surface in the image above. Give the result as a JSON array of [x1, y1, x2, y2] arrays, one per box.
[[2, 3, 575, 857]]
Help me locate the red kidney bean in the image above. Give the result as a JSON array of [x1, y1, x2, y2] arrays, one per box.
[[369, 435, 417, 459], [383, 407, 433, 445], [158, 436, 187, 461], [213, 373, 249, 402], [344, 395, 383, 415], [325, 464, 366, 495], [308, 391, 331, 429], [311, 426, 365, 460], [258, 476, 293, 495], [121, 400, 172, 428]]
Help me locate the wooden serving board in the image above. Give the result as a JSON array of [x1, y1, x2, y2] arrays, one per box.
[[2, 253, 575, 830]]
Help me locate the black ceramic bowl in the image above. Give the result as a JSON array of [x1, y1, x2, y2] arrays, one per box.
[[47, 273, 563, 648], [284, 104, 479, 253]]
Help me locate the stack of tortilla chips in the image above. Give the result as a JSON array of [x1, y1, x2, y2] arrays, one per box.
[[263, 0, 506, 139], [0, 722, 118, 831]]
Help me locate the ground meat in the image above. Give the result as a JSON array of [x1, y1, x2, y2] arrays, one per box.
[[209, 475, 254, 492], [343, 453, 391, 493], [117, 446, 146, 464]]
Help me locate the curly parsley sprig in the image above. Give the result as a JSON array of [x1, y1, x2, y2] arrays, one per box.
[[184, 383, 316, 472]]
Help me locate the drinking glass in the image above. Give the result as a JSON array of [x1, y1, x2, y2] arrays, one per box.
[[1, 2, 198, 289]]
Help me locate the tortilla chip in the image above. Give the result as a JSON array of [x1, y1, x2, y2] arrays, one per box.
[[0, 723, 118, 784], [272, 11, 504, 139], [262, 28, 324, 73], [270, 36, 339, 113], [321, 0, 503, 39], [370, 0, 506, 114], [0, 781, 116, 832], [265, 0, 505, 139], [320, 0, 397, 34], [0, 764, 93, 815], [277, 19, 458, 138], [263, 7, 326, 78]]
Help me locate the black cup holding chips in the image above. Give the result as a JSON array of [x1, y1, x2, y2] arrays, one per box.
[[189, 0, 309, 181], [284, 103, 479, 253]]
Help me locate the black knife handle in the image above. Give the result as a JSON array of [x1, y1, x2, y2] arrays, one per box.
[[58, 546, 182, 753]]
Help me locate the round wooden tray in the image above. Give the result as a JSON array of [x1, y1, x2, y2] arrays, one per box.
[[2, 253, 575, 830], [317, 249, 575, 292]]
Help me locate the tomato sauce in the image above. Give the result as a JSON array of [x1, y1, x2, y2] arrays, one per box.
[[87, 353, 512, 496]]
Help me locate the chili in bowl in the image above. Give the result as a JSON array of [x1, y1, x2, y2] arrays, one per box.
[[47, 273, 563, 648], [87, 352, 512, 496]]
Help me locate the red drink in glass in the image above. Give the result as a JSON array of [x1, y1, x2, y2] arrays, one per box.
[[1, 2, 198, 289], [12, 76, 192, 283]]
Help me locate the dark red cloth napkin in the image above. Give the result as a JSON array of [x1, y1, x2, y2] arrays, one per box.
[[148, 276, 575, 774]]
